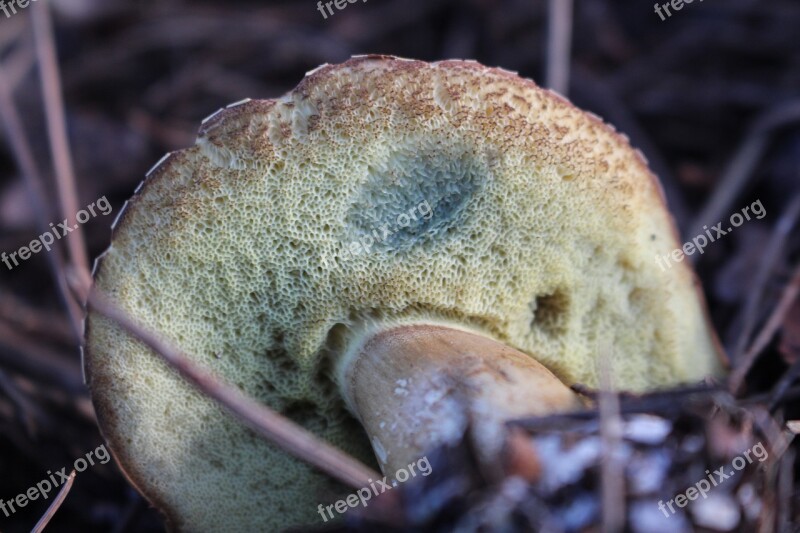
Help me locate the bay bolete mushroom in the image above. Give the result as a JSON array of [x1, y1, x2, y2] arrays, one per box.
[[84, 56, 724, 531]]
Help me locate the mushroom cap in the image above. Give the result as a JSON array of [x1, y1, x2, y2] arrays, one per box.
[[85, 56, 723, 531]]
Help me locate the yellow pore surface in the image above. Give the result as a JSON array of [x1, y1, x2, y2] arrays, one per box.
[[86, 56, 723, 531]]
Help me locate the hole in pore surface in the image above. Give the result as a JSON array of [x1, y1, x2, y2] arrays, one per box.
[[344, 146, 485, 253], [529, 289, 570, 338]]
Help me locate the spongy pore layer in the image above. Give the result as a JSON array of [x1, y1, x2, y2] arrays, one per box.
[[85, 56, 723, 532]]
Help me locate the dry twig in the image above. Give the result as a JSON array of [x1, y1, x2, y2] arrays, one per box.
[[31, 0, 91, 277], [597, 348, 625, 533], [690, 100, 800, 240], [0, 65, 83, 339], [81, 281, 382, 491], [731, 191, 800, 361], [31, 470, 76, 533], [730, 261, 800, 394], [545, 0, 573, 96]]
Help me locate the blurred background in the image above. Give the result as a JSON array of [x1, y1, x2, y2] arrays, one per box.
[[1, 0, 799, 531]]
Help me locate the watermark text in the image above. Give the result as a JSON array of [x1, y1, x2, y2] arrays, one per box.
[[0, 444, 111, 519], [655, 199, 765, 271], [317, 455, 432, 522], [1, 196, 113, 271], [657, 441, 768, 517]]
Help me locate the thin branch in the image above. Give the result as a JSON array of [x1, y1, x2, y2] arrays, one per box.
[[776, 446, 795, 531], [770, 359, 800, 412], [0, 368, 40, 436], [729, 261, 800, 395], [0, 288, 75, 345], [4, 44, 36, 95], [0, 320, 84, 393], [32, 470, 76, 533], [32, 0, 91, 278], [0, 8, 27, 52], [0, 63, 83, 339], [597, 347, 625, 533], [689, 100, 800, 239], [731, 191, 800, 361], [545, 0, 573, 96], [82, 282, 382, 491]]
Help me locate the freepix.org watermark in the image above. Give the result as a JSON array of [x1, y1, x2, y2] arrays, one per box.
[[654, 0, 707, 22], [321, 199, 433, 268], [1, 196, 113, 271], [0, 444, 111, 519], [657, 441, 768, 518], [317, 455, 432, 522], [316, 0, 367, 20], [0, 0, 36, 19], [655, 199, 765, 271]]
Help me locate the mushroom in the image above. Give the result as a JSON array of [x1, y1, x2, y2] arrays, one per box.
[[84, 56, 724, 531]]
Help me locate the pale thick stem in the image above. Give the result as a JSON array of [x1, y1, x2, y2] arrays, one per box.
[[338, 324, 583, 473]]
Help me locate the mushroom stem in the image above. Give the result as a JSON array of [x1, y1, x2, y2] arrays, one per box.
[[337, 324, 583, 473]]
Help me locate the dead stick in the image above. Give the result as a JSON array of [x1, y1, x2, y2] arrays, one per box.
[[729, 261, 800, 395], [0, 64, 83, 339], [82, 283, 381, 491], [546, 0, 573, 95], [31, 0, 91, 278], [731, 191, 800, 362], [31, 470, 76, 533]]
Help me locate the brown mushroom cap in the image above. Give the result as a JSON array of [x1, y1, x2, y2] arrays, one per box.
[[85, 55, 723, 531]]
